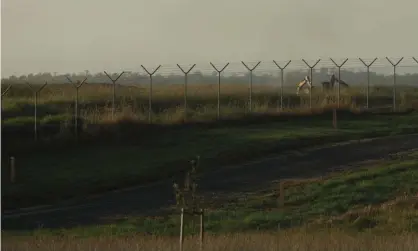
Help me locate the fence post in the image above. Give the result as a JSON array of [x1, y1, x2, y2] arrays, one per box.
[[141, 65, 161, 124], [210, 63, 229, 119], [302, 59, 321, 109], [386, 57, 404, 112], [330, 58, 348, 108], [177, 64, 196, 121], [199, 208, 204, 251], [26, 82, 48, 141], [104, 71, 125, 120], [359, 58, 378, 109], [65, 76, 88, 141], [179, 208, 185, 251], [241, 61, 261, 113], [10, 156, 15, 183], [273, 60, 291, 110]]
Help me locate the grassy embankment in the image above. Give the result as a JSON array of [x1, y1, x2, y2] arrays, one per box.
[[3, 150, 418, 251], [2, 83, 418, 210]]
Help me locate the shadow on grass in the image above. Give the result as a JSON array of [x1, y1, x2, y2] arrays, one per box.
[[1, 108, 418, 213]]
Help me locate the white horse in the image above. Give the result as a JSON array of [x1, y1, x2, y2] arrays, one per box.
[[296, 76, 313, 95]]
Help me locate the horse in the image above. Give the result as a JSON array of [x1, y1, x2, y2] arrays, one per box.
[[296, 76, 313, 95], [322, 74, 349, 92]]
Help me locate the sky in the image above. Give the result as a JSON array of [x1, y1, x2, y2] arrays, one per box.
[[1, 0, 418, 77]]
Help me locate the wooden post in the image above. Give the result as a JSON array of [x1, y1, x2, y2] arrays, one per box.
[[332, 108, 337, 129], [179, 208, 184, 251], [10, 157, 15, 183], [199, 209, 204, 251], [279, 180, 285, 207]]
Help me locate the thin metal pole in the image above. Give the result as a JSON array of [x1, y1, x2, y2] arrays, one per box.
[[104, 71, 125, 120], [302, 59, 321, 109], [26, 82, 47, 141], [200, 209, 204, 251], [177, 64, 196, 121], [65, 76, 87, 140], [273, 60, 291, 110], [330, 58, 348, 108], [179, 208, 184, 251], [35, 92, 38, 140], [10, 156, 15, 183], [242, 61, 261, 112], [386, 57, 404, 112], [141, 65, 161, 123], [210, 62, 229, 119], [359, 58, 377, 109]]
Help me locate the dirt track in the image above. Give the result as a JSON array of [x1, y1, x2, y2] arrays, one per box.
[[3, 134, 418, 231]]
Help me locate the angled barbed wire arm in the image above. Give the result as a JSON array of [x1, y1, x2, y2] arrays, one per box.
[[177, 64, 196, 75], [65, 75, 74, 85], [413, 57, 418, 64], [25, 82, 35, 91], [302, 59, 321, 109], [386, 57, 404, 112], [177, 64, 197, 121], [241, 61, 261, 112], [77, 77, 88, 88], [1, 84, 12, 97], [141, 65, 161, 76], [330, 58, 348, 108], [210, 62, 229, 119], [141, 65, 161, 123]]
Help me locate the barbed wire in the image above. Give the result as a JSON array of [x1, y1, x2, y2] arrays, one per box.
[[2, 57, 417, 83]]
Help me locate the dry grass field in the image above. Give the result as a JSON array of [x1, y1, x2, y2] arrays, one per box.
[[2, 82, 417, 125], [3, 231, 418, 251]]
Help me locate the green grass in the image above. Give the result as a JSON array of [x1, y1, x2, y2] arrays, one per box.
[[6, 150, 418, 238], [3, 112, 418, 211]]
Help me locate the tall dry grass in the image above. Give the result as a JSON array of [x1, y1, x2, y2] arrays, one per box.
[[3, 230, 418, 251], [4, 82, 415, 125]]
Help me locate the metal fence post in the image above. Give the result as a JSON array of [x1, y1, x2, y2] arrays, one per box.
[[241, 61, 261, 113], [65, 76, 88, 140], [177, 64, 196, 121], [302, 59, 321, 109], [179, 208, 184, 251], [10, 156, 16, 183], [26, 81, 48, 141], [273, 60, 291, 110], [386, 57, 404, 112], [359, 58, 378, 109], [104, 71, 125, 120], [210, 62, 229, 119], [141, 65, 161, 124], [330, 58, 348, 108]]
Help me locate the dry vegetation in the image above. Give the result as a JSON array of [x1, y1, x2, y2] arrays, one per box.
[[2, 83, 417, 125], [3, 231, 418, 251], [3, 151, 418, 251], [3, 83, 418, 251]]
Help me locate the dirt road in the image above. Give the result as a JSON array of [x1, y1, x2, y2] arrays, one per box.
[[3, 134, 418, 231]]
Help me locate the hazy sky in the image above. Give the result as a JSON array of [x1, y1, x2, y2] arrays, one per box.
[[1, 0, 418, 77]]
